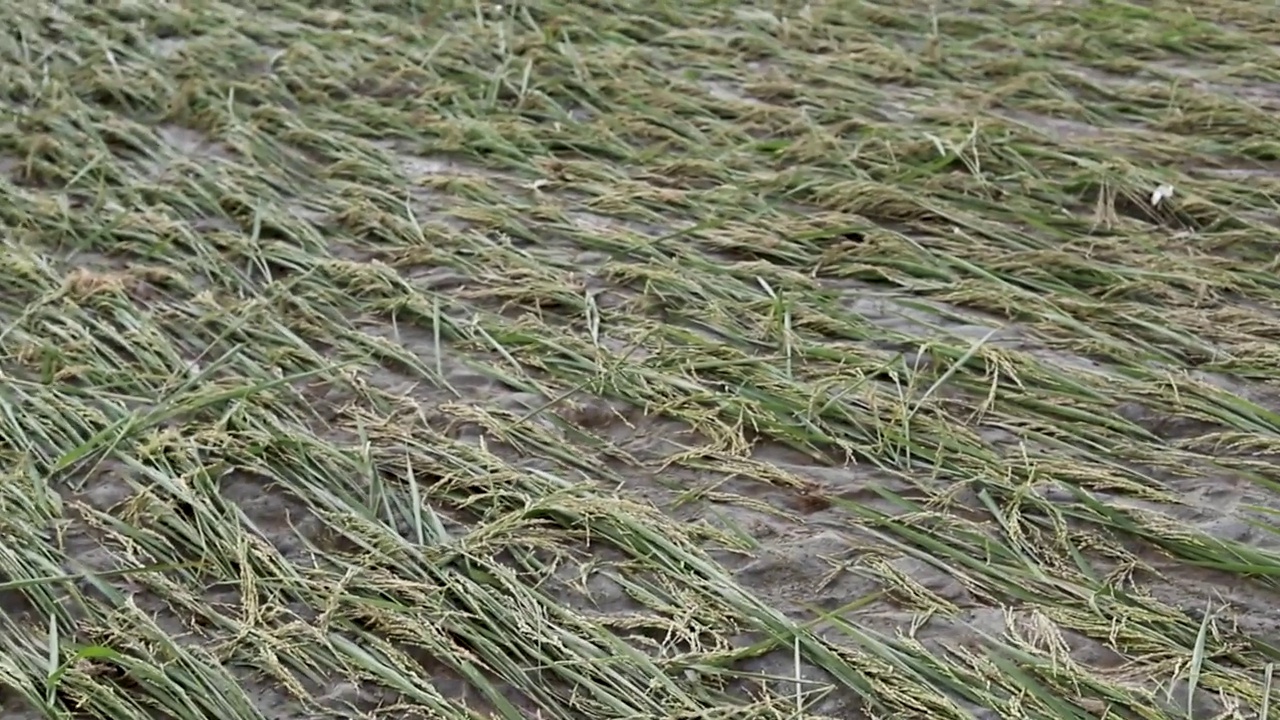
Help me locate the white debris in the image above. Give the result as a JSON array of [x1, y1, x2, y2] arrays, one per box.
[[1150, 183, 1175, 207]]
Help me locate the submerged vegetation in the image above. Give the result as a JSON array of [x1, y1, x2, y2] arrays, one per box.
[[2, 0, 1280, 718]]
